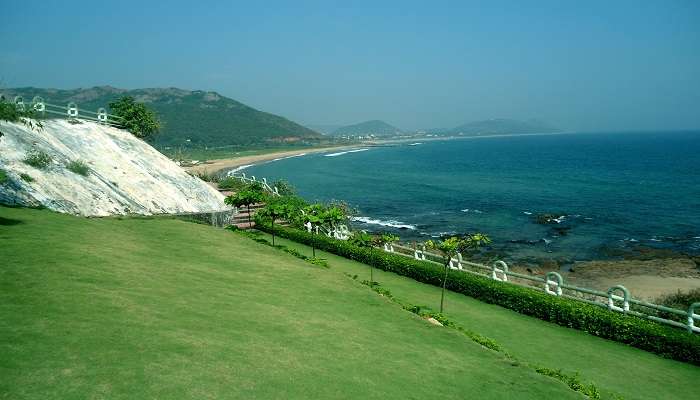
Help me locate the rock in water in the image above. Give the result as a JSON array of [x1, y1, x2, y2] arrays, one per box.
[[0, 119, 227, 216]]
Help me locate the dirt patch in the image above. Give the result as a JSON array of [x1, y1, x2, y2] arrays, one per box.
[[563, 258, 700, 300]]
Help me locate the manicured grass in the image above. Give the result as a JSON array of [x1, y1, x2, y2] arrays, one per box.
[[257, 232, 700, 400], [0, 207, 582, 399]]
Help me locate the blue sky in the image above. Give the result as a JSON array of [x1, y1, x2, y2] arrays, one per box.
[[1, 0, 698, 131]]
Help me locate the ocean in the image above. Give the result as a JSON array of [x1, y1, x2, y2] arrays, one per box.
[[241, 131, 700, 265]]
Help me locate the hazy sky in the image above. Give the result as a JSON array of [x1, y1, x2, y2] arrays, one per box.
[[1, 0, 699, 131]]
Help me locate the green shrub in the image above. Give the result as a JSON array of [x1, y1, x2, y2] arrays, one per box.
[[217, 176, 249, 191], [19, 173, 34, 182], [0, 169, 7, 184], [109, 96, 160, 139], [656, 288, 700, 310], [257, 222, 700, 366], [23, 150, 52, 169], [66, 160, 90, 176]]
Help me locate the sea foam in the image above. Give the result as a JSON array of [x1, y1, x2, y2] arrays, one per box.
[[324, 149, 369, 157], [351, 216, 416, 230]]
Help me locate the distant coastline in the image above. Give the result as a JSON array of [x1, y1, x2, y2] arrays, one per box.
[[183, 131, 581, 175]]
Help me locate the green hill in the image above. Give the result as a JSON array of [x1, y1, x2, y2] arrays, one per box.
[[332, 120, 403, 136], [3, 86, 323, 148], [2, 206, 698, 399]]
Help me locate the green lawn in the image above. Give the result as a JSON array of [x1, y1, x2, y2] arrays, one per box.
[[1, 207, 585, 399], [256, 231, 700, 400]]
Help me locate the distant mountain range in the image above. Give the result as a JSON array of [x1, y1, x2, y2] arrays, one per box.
[[331, 120, 403, 136], [431, 118, 559, 136], [3, 86, 323, 147]]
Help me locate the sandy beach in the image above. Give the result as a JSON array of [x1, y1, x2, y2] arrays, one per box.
[[183, 132, 578, 175], [183, 145, 358, 174]]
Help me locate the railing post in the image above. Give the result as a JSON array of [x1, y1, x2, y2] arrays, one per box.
[[687, 303, 699, 333], [14, 96, 25, 112], [492, 261, 509, 281], [545, 272, 563, 296], [67, 102, 78, 118], [607, 285, 630, 312], [97, 107, 108, 123], [32, 96, 45, 114]]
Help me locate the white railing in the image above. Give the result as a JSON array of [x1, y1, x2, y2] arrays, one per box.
[[3, 94, 124, 128], [379, 242, 699, 334], [217, 169, 700, 334], [226, 171, 281, 196]]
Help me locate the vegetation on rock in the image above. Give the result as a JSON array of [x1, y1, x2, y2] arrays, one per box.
[[23, 150, 52, 169], [66, 160, 90, 176], [109, 96, 161, 139]]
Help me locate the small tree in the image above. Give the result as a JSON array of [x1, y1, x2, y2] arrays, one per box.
[[349, 231, 375, 282], [257, 202, 287, 246], [109, 96, 160, 139], [302, 204, 326, 257], [425, 233, 490, 313], [225, 187, 266, 228], [320, 206, 347, 234], [375, 233, 400, 251]]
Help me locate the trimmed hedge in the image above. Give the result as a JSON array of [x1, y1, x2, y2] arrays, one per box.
[[258, 222, 700, 365]]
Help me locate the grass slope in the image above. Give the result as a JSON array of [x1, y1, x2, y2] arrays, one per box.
[[257, 232, 700, 400], [0, 207, 582, 399]]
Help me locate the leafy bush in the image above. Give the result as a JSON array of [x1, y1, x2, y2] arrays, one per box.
[[192, 170, 221, 183], [23, 150, 52, 169], [66, 160, 90, 176], [0, 169, 7, 184], [257, 223, 700, 366], [272, 179, 295, 196], [19, 173, 34, 182], [656, 288, 700, 310], [0, 98, 42, 128], [217, 176, 248, 191], [109, 96, 160, 139]]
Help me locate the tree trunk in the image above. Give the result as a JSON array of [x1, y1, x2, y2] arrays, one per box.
[[440, 260, 449, 313], [247, 204, 252, 228], [271, 216, 275, 246]]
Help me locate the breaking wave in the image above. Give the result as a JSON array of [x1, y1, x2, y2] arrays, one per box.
[[351, 216, 416, 230]]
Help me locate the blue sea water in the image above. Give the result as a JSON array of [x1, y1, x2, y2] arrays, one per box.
[[243, 132, 700, 263]]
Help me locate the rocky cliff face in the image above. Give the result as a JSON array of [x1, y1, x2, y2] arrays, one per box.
[[0, 119, 227, 216]]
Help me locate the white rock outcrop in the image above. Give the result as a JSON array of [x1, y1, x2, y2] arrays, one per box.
[[0, 119, 227, 216]]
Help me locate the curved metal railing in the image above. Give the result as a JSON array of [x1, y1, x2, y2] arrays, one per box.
[[384, 242, 699, 334], [2, 94, 124, 128]]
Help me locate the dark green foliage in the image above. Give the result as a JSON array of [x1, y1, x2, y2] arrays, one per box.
[[272, 179, 295, 196], [23, 150, 52, 169], [534, 368, 601, 399], [257, 223, 700, 366], [0, 97, 42, 131], [19, 173, 34, 182], [0, 99, 24, 122], [656, 288, 700, 311], [66, 160, 89, 176], [0, 169, 7, 184], [109, 96, 160, 139], [192, 170, 221, 183], [228, 227, 328, 268], [217, 176, 248, 191]]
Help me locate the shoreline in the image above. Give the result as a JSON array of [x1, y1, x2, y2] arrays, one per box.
[[183, 144, 360, 174], [182, 131, 581, 175]]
